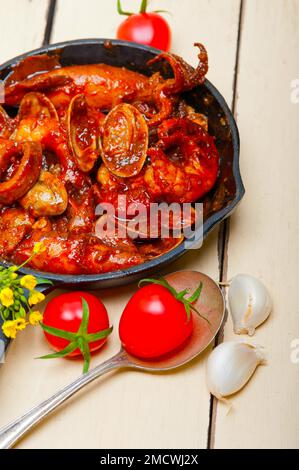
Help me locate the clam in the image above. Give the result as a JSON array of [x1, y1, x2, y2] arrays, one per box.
[[20, 170, 68, 217], [18, 92, 58, 121], [101, 103, 148, 178], [67, 94, 101, 172]]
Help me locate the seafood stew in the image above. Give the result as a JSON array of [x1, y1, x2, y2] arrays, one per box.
[[0, 42, 222, 275], [0, 40, 243, 280]]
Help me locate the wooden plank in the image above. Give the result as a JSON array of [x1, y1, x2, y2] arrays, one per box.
[[0, 0, 241, 449], [213, 0, 299, 449], [0, 0, 50, 64], [51, 0, 240, 101]]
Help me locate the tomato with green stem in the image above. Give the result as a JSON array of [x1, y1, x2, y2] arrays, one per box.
[[39, 291, 113, 373], [116, 0, 171, 52], [119, 278, 205, 359]]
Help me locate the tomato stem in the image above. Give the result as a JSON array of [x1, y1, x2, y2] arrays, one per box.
[[37, 341, 78, 360], [117, 0, 168, 18], [139, 278, 210, 324], [39, 298, 113, 374], [117, 0, 133, 16], [139, 0, 148, 13]]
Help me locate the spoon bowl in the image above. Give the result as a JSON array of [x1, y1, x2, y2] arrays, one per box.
[[123, 271, 225, 371]]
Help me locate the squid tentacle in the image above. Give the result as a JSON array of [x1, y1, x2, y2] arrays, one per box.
[[147, 43, 208, 95]]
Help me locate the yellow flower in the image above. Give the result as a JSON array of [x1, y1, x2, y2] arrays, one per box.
[[15, 318, 27, 331], [28, 290, 45, 306], [0, 287, 14, 307], [2, 320, 18, 339], [20, 275, 37, 291], [1, 318, 27, 338], [33, 242, 46, 254], [10, 273, 18, 280], [29, 311, 43, 326]]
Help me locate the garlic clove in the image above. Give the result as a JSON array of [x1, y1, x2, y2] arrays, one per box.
[[228, 274, 272, 336], [206, 341, 265, 402]]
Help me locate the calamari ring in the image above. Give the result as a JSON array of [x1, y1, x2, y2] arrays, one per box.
[[0, 140, 42, 204]]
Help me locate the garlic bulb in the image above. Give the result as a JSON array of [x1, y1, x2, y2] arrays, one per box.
[[206, 342, 265, 402], [228, 274, 272, 336]]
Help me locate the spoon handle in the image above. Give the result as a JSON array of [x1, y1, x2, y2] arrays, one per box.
[[0, 350, 128, 449]]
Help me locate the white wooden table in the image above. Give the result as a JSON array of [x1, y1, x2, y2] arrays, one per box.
[[0, 0, 298, 449]]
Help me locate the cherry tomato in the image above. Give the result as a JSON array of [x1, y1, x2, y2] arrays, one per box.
[[117, 13, 171, 52], [119, 284, 193, 359], [43, 291, 110, 357]]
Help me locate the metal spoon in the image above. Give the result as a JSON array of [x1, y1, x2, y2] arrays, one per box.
[[0, 271, 225, 449]]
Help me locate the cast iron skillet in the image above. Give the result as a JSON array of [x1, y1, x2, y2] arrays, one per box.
[[0, 39, 244, 354]]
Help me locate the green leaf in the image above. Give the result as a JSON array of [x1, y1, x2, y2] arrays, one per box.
[[184, 301, 191, 321], [77, 298, 90, 335], [117, 0, 133, 16], [20, 295, 28, 305], [138, 278, 157, 287], [86, 326, 113, 342], [187, 282, 203, 303], [176, 289, 189, 300], [3, 308, 10, 320], [18, 306, 26, 318], [139, 277, 209, 324], [40, 323, 77, 341], [37, 341, 78, 360], [39, 297, 114, 374], [35, 277, 54, 286], [153, 10, 170, 14], [78, 337, 91, 374], [139, 277, 178, 297], [189, 304, 211, 326]]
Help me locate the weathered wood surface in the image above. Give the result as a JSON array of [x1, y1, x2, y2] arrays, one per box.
[[213, 0, 299, 449], [0, 0, 297, 449]]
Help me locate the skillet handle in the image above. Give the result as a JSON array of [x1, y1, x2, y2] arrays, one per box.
[[0, 350, 128, 449]]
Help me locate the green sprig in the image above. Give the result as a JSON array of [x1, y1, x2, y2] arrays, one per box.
[[39, 298, 113, 374], [0, 266, 53, 324], [139, 0, 148, 13], [117, 0, 168, 17], [117, 0, 133, 16], [139, 277, 210, 324]]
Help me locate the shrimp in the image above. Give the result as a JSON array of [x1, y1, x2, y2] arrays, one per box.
[[144, 118, 219, 203], [13, 231, 87, 274], [13, 228, 145, 275], [95, 164, 152, 213], [0, 208, 33, 256]]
